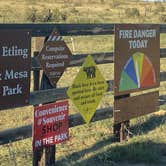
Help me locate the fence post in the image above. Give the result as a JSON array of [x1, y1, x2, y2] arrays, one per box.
[[71, 37, 75, 54], [33, 37, 56, 166], [33, 73, 56, 166], [33, 51, 44, 166], [114, 94, 130, 142], [120, 120, 130, 142], [40, 74, 56, 166]]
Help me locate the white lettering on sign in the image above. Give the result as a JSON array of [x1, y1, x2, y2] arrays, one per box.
[[41, 54, 68, 60], [54, 132, 68, 142], [2, 46, 28, 59], [35, 133, 68, 147], [119, 29, 156, 39], [119, 29, 157, 50], [49, 71, 61, 77], [46, 62, 64, 68], [34, 133, 68, 147], [45, 46, 65, 52], [35, 105, 68, 118], [4, 69, 28, 80], [119, 30, 132, 39], [129, 40, 148, 49], [133, 29, 156, 38], [43, 136, 54, 145], [35, 140, 42, 147], [42, 114, 65, 125], [2, 84, 22, 96]]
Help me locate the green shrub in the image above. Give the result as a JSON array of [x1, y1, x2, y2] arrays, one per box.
[[61, 12, 68, 22], [125, 8, 140, 18], [110, 0, 120, 8], [26, 7, 38, 22], [68, 7, 79, 14], [52, 8, 62, 22], [160, 14, 166, 23], [36, 8, 62, 22], [154, 2, 165, 13]]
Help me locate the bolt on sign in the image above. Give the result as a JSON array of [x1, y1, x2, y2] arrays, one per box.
[[0, 30, 31, 110], [114, 91, 159, 124], [67, 55, 108, 123], [114, 24, 160, 96], [33, 100, 69, 150], [37, 29, 72, 87]]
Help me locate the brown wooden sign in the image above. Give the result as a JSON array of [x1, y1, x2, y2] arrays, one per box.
[[0, 30, 31, 110], [114, 24, 160, 96], [114, 91, 159, 124], [37, 30, 72, 87]]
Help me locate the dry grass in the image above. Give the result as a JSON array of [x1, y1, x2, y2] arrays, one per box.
[[0, 0, 166, 165]]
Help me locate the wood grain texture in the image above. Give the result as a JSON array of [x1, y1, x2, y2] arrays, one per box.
[[29, 72, 166, 106], [31, 48, 166, 70], [0, 94, 166, 145], [31, 52, 114, 70], [39, 74, 56, 166], [33, 35, 56, 166], [0, 107, 113, 145], [114, 91, 159, 124], [0, 23, 166, 146], [0, 95, 166, 145], [30, 80, 112, 105], [0, 24, 114, 36], [0, 71, 164, 109], [0, 24, 165, 37]]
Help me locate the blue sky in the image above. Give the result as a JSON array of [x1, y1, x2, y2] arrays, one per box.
[[144, 0, 165, 1]]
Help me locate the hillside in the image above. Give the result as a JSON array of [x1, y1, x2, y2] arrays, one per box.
[[0, 0, 166, 23]]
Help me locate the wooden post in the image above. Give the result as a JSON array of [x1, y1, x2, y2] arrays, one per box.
[[114, 94, 130, 142], [33, 147, 44, 166], [120, 120, 130, 142], [40, 74, 56, 166], [33, 71, 56, 166], [34, 37, 45, 52], [113, 123, 121, 142], [33, 38, 45, 166], [33, 51, 44, 166], [44, 142, 56, 166], [71, 37, 75, 54], [33, 37, 56, 166]]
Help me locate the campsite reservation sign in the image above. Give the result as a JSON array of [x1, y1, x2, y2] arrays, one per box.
[[114, 24, 160, 96], [67, 55, 108, 123], [37, 30, 72, 87], [33, 100, 69, 149], [0, 30, 31, 110]]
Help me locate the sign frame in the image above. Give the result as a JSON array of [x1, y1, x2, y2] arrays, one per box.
[[33, 100, 69, 150], [67, 55, 108, 123], [0, 29, 31, 110], [114, 91, 159, 123], [114, 24, 160, 96], [37, 30, 72, 87]]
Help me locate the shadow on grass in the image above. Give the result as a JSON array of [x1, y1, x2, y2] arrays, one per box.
[[56, 135, 116, 165], [70, 141, 166, 166], [130, 113, 166, 135], [56, 114, 166, 166]]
